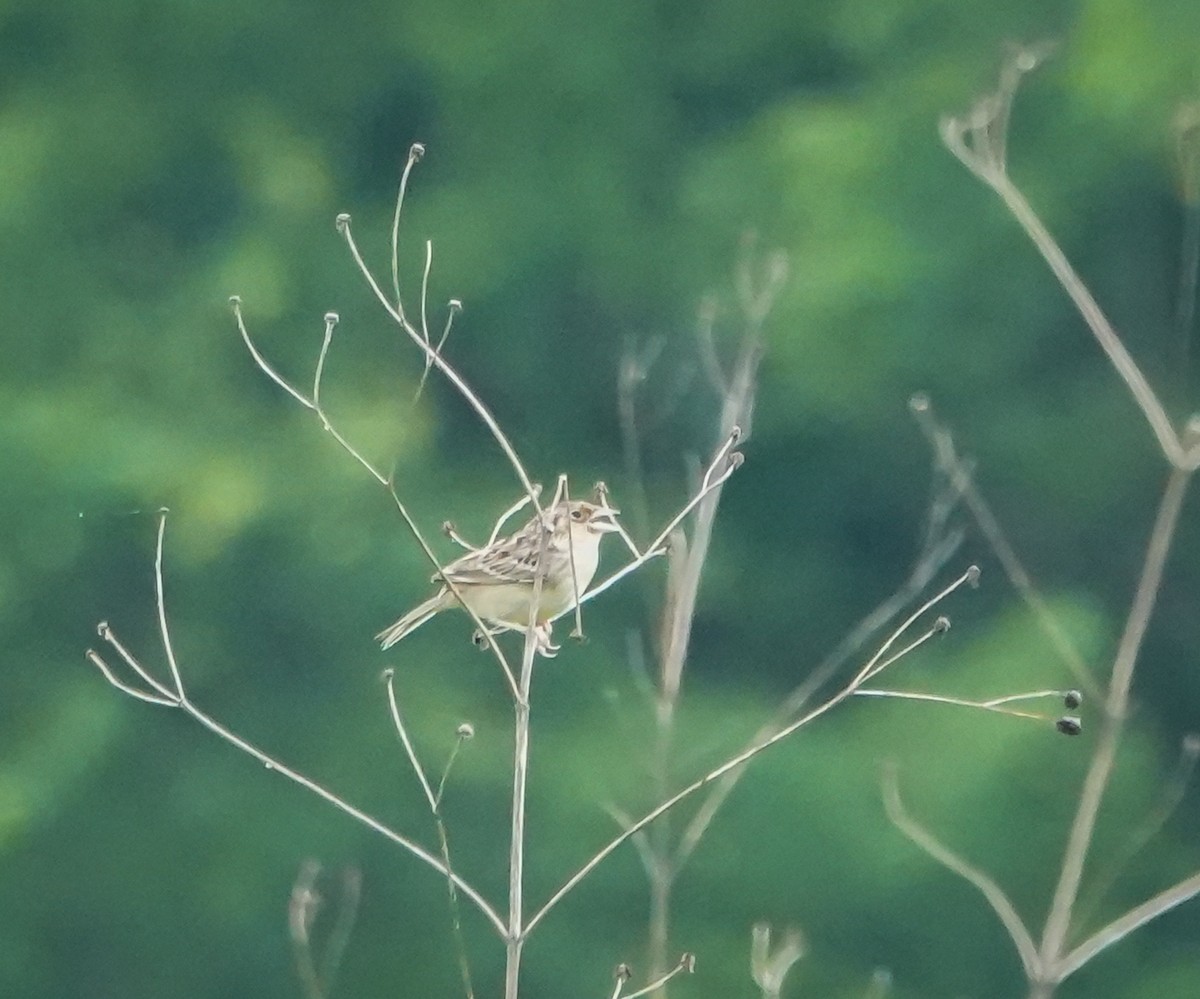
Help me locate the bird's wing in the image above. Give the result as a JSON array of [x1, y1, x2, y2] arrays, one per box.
[[433, 535, 542, 586]]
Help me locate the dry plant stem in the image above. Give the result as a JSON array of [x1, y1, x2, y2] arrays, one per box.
[[995, 178, 1187, 467], [487, 487, 543, 547], [525, 565, 979, 934], [856, 687, 1069, 725], [385, 675, 476, 999], [503, 522, 553, 999], [390, 143, 423, 310], [237, 283, 523, 697], [234, 304, 391, 489], [677, 551, 962, 869], [1038, 467, 1191, 973], [884, 769, 1041, 979], [908, 395, 1098, 696], [1057, 869, 1200, 980], [1074, 735, 1200, 929], [617, 954, 695, 999], [289, 861, 326, 999], [674, 471, 966, 869], [337, 214, 544, 513], [237, 304, 520, 696], [639, 283, 766, 981], [87, 513, 505, 937], [88, 641, 503, 931], [567, 429, 743, 616], [289, 861, 361, 999], [943, 56, 1200, 470], [420, 239, 432, 346]]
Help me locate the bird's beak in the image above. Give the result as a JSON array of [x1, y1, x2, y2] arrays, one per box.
[[590, 507, 621, 533]]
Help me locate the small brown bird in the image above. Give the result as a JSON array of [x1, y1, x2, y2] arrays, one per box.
[[376, 500, 620, 650]]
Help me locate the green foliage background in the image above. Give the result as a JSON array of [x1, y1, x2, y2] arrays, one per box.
[[2, 1, 1199, 996]]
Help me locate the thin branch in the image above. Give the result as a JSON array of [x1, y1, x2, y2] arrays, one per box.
[[909, 394, 1099, 696], [91, 638, 504, 935], [1073, 733, 1200, 929], [850, 567, 979, 688], [594, 480, 644, 559], [417, 299, 462, 401], [858, 617, 950, 683], [384, 671, 439, 810], [617, 954, 696, 999], [942, 51, 1188, 467], [288, 860, 361, 999], [443, 520, 478, 551], [883, 767, 1041, 980], [85, 650, 178, 706], [92, 620, 179, 701], [1056, 869, 1200, 981], [568, 429, 743, 615], [420, 238, 433, 348], [526, 566, 978, 934], [854, 687, 1067, 727], [232, 300, 390, 488], [385, 673, 476, 999], [504, 515, 552, 999], [674, 480, 964, 868], [336, 214, 544, 513], [1039, 467, 1192, 966], [488, 486, 543, 547], [90, 516, 505, 937], [390, 143, 425, 312]]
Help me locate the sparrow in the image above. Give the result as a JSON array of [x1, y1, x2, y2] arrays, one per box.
[[377, 499, 620, 650]]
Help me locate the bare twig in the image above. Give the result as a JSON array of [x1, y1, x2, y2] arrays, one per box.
[[289, 860, 361, 999], [908, 394, 1100, 697], [526, 565, 979, 934], [1073, 733, 1200, 929], [941, 48, 1197, 469], [855, 687, 1078, 728], [1039, 466, 1192, 967], [336, 209, 545, 512], [750, 923, 805, 999], [569, 428, 743, 614], [1057, 869, 1200, 980], [233, 303, 390, 488], [390, 143, 424, 311], [675, 462, 966, 868], [87, 511, 505, 937], [614, 954, 696, 999], [883, 767, 1041, 980], [385, 675, 476, 999]]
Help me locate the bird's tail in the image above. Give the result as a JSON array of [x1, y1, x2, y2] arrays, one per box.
[[376, 591, 450, 649]]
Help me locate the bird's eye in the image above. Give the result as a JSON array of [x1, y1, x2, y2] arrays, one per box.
[[570, 509, 584, 521]]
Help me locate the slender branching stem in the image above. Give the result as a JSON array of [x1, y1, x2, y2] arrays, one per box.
[[1039, 467, 1191, 970], [337, 215, 544, 513], [385, 673, 476, 998], [390, 143, 424, 313], [1057, 869, 1200, 980], [615, 953, 695, 999], [526, 566, 978, 934], [87, 512, 505, 937], [908, 394, 1099, 696], [884, 767, 1041, 979], [674, 476, 965, 869], [504, 521, 551, 999]]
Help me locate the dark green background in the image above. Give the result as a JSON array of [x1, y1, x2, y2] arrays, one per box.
[[3, 1, 1199, 997]]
